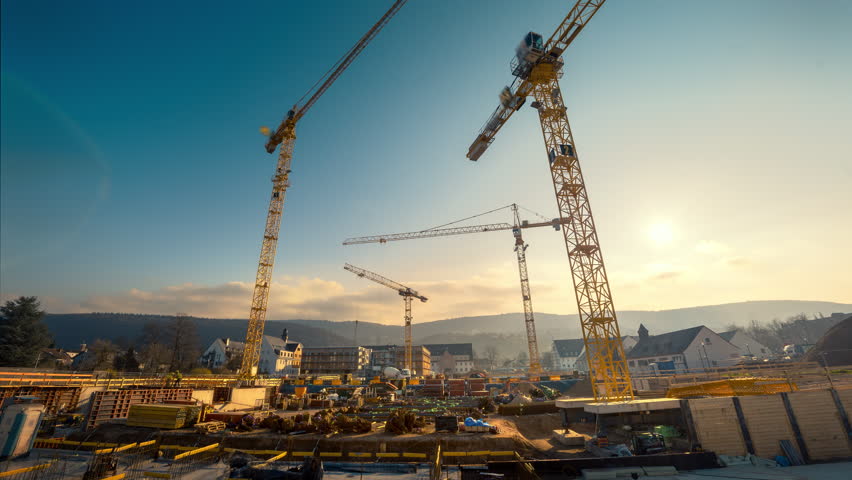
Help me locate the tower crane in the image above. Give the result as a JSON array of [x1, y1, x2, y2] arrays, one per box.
[[343, 204, 569, 374], [240, 1, 407, 378], [465, 0, 634, 401], [343, 263, 427, 372]]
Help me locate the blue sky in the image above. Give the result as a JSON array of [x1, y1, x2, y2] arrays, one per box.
[[2, 0, 851, 323]]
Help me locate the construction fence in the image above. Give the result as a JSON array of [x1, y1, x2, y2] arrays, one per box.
[[684, 387, 852, 461]]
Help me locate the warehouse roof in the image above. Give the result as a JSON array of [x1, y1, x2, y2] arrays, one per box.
[[553, 339, 585, 358]]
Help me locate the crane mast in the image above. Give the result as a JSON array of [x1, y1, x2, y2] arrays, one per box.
[[466, 0, 633, 401], [511, 205, 541, 373], [343, 204, 566, 374], [240, 1, 407, 378], [343, 263, 427, 372]]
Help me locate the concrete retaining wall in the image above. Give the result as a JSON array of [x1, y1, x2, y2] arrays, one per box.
[[686, 388, 852, 461]]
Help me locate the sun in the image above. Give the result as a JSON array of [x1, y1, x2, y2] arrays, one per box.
[[647, 221, 674, 245]]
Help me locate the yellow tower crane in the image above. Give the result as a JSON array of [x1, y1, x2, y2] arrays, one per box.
[[343, 204, 568, 374], [343, 263, 427, 372], [240, 1, 407, 378], [466, 0, 633, 401]]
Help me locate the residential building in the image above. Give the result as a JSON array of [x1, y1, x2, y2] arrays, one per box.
[[423, 343, 474, 375], [199, 338, 245, 370], [574, 335, 638, 373], [552, 339, 585, 371], [627, 324, 741, 375], [366, 345, 431, 376], [718, 330, 772, 359], [258, 329, 303, 376], [301, 346, 372, 376]]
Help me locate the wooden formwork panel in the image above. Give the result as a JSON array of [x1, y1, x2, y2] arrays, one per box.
[[836, 388, 852, 414], [786, 390, 852, 460], [738, 395, 795, 459], [688, 397, 746, 456]]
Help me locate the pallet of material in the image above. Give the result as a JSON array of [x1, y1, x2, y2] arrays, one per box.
[[195, 420, 226, 434], [126, 404, 188, 429]]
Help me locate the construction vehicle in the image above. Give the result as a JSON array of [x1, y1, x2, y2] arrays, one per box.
[[465, 0, 633, 401], [343, 203, 568, 374], [239, 1, 407, 378], [631, 430, 666, 455], [343, 263, 427, 372]]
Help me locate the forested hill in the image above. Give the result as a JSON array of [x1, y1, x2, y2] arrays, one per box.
[[43, 300, 851, 353], [44, 313, 350, 350]]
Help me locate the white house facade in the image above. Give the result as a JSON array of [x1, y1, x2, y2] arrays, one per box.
[[424, 344, 474, 375], [258, 329, 302, 377], [627, 325, 741, 375], [200, 338, 245, 369], [552, 339, 585, 371], [718, 330, 771, 359]]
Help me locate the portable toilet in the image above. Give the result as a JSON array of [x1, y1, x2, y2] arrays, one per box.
[[0, 400, 46, 460]]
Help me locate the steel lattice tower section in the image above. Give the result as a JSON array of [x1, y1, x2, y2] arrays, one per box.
[[529, 61, 632, 400], [241, 130, 295, 377], [512, 205, 543, 373]]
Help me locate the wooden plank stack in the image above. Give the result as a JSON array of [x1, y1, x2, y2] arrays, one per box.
[[447, 379, 466, 397], [421, 379, 444, 397], [468, 378, 487, 397], [126, 404, 189, 429]]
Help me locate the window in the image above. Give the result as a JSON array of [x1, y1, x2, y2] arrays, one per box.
[[638, 360, 648, 366], [704, 338, 711, 345], [712, 360, 718, 366], [628, 361, 635, 367], [761, 348, 766, 354]]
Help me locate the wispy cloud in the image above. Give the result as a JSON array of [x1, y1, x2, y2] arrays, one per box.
[[31, 273, 561, 324], [695, 240, 730, 256]]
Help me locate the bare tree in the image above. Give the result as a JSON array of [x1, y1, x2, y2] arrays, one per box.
[[484, 345, 499, 370], [168, 313, 200, 372]]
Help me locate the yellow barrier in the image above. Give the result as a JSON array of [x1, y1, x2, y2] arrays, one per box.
[[375, 453, 399, 458], [101, 474, 126, 480], [403, 452, 427, 458], [174, 443, 219, 460], [347, 452, 373, 458], [489, 451, 515, 456], [319, 452, 342, 457], [257, 451, 288, 468], [0, 461, 55, 477], [159, 445, 197, 451], [222, 448, 283, 455], [292, 451, 313, 457], [138, 440, 157, 448]]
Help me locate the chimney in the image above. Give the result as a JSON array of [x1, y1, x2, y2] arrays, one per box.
[[282, 328, 289, 343], [638, 324, 649, 340], [224, 338, 230, 346], [80, 343, 87, 352]]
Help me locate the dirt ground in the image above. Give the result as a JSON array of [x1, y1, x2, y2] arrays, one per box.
[[71, 413, 593, 460]]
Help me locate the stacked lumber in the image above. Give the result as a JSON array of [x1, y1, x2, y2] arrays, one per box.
[[126, 404, 189, 429], [447, 379, 466, 397], [468, 378, 487, 397], [421, 379, 444, 397]]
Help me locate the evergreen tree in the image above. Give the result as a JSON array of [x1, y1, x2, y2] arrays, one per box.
[[114, 346, 140, 372], [0, 296, 53, 367]]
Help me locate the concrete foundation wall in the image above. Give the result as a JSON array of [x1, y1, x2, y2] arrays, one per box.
[[192, 389, 214, 405], [226, 387, 268, 410], [786, 390, 852, 460], [738, 394, 795, 459], [689, 397, 746, 456], [686, 389, 852, 460]]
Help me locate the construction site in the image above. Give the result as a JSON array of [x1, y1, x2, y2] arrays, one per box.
[[2, 0, 851, 479]]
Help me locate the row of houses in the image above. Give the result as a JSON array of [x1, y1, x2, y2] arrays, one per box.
[[199, 329, 475, 377], [552, 324, 771, 375]]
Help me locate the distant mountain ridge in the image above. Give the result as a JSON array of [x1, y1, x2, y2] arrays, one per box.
[[44, 300, 851, 356]]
